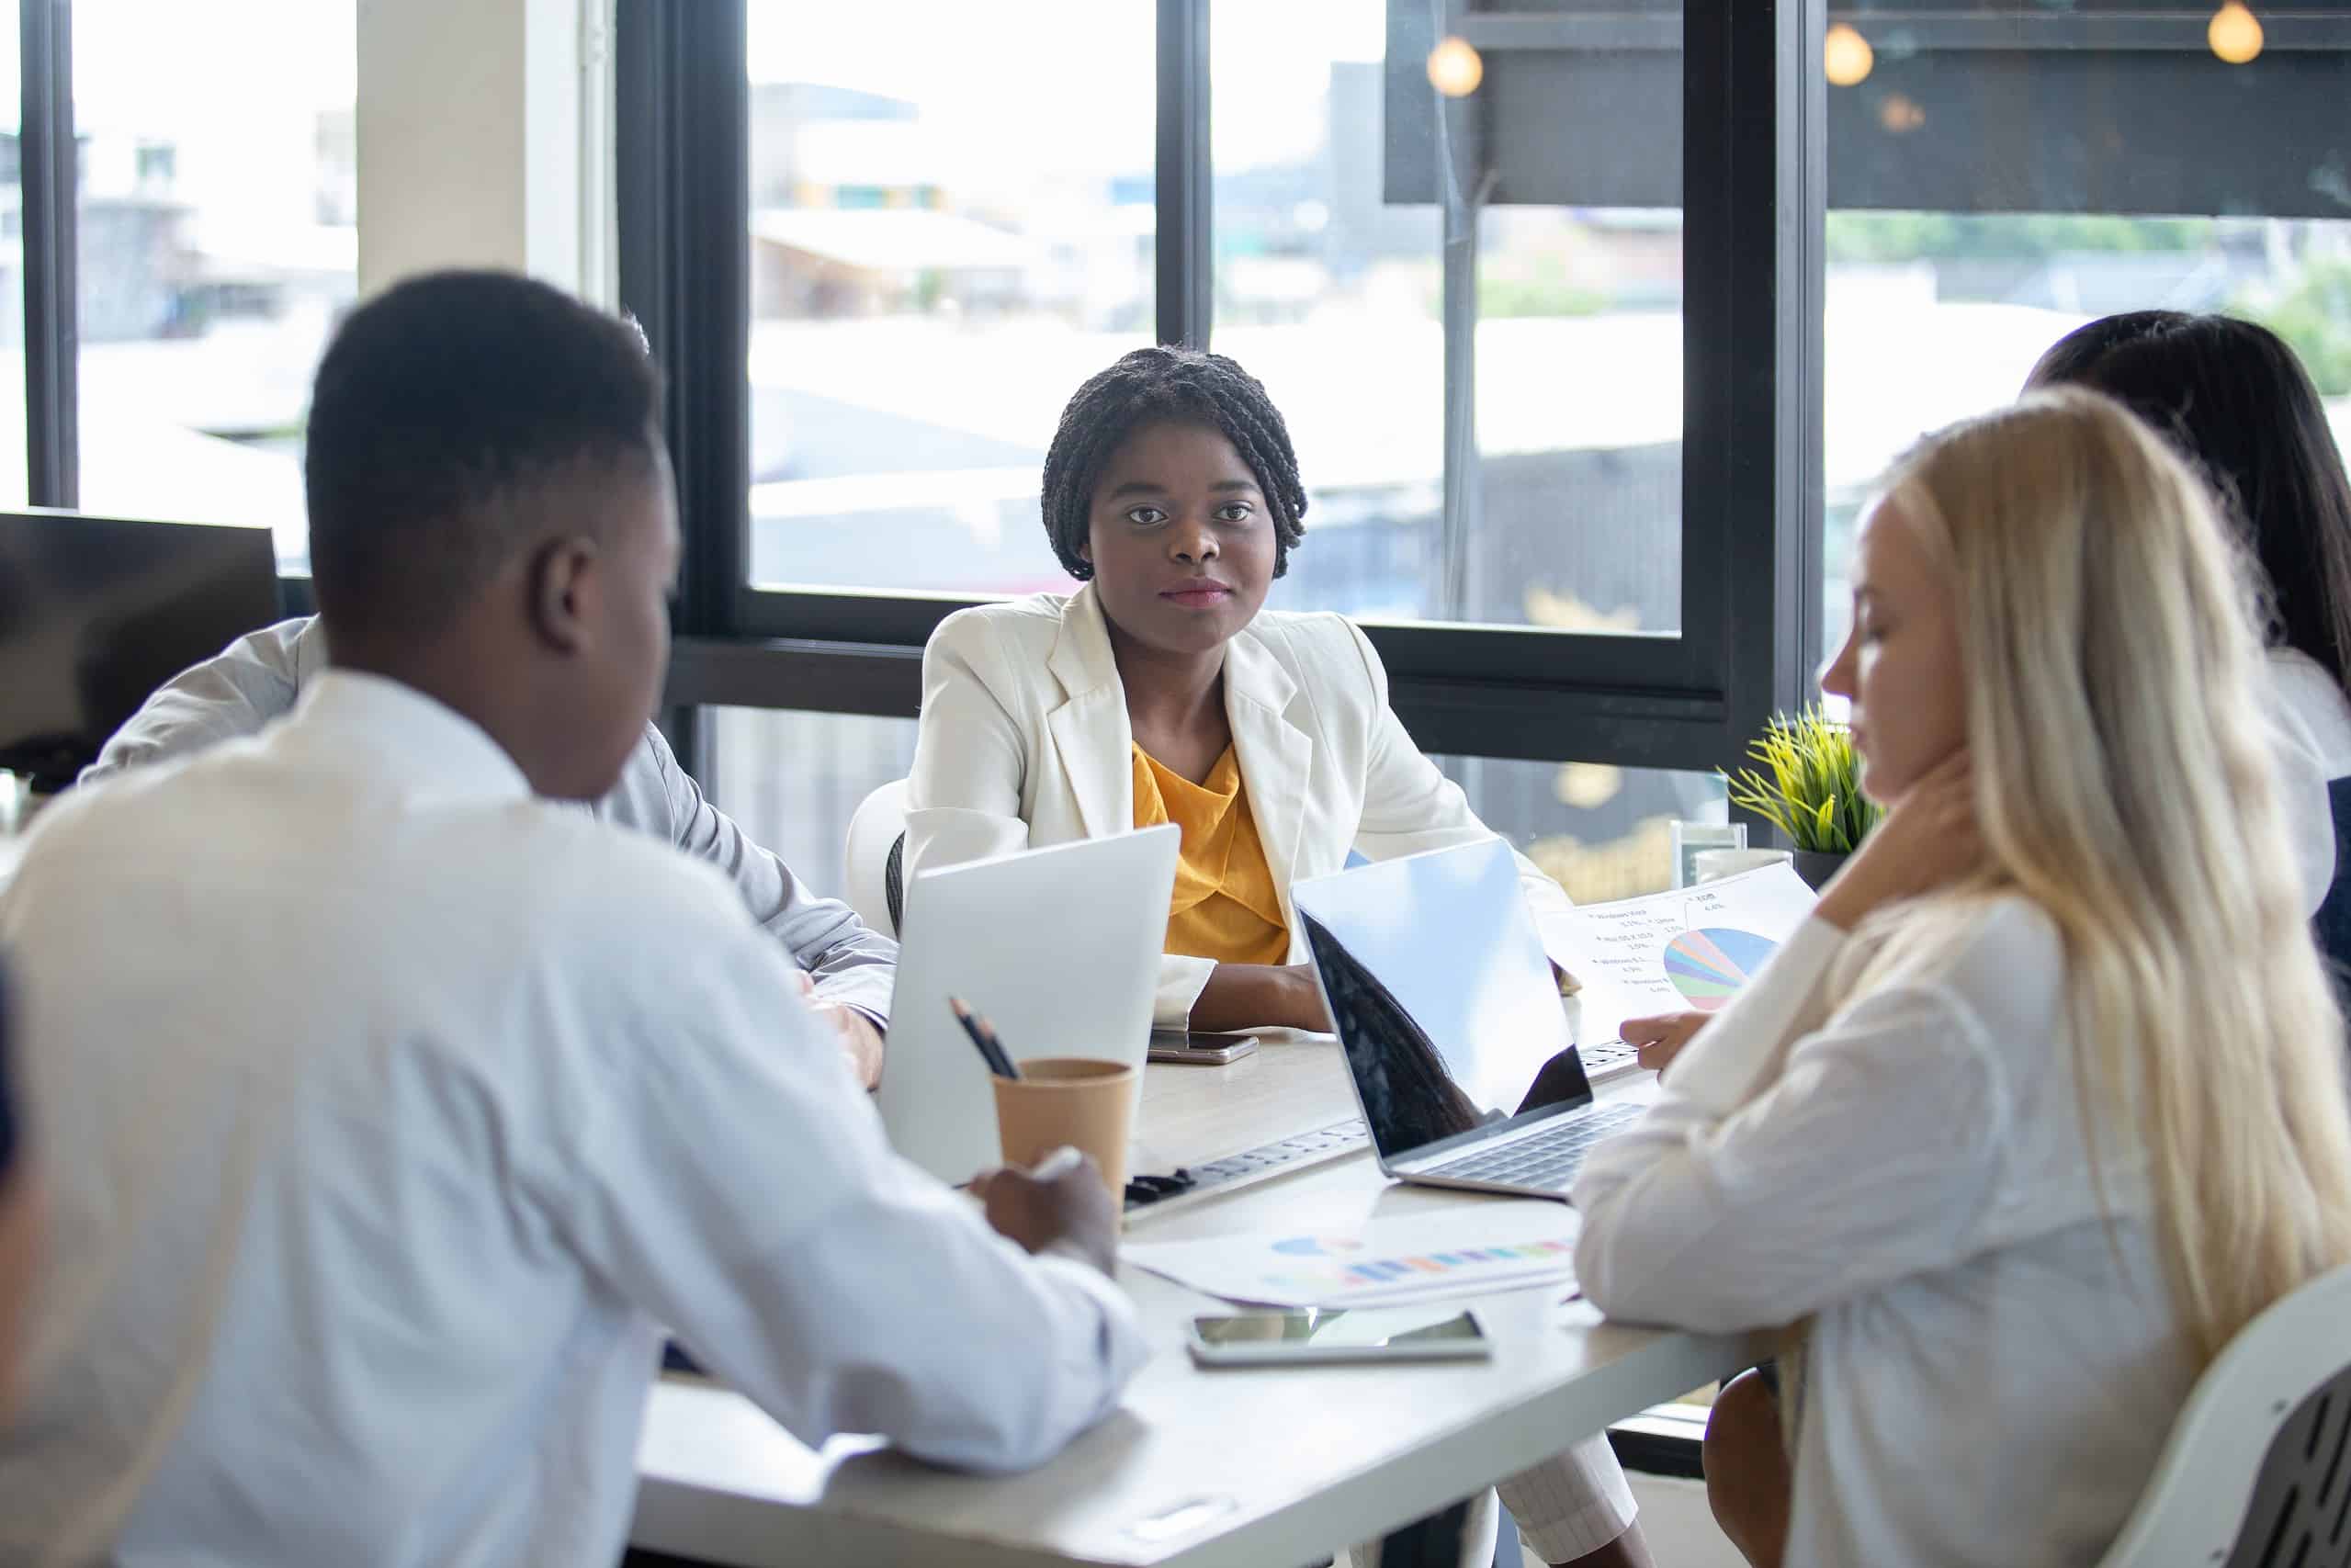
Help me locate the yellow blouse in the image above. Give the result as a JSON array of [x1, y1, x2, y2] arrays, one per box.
[[1131, 743, 1291, 966]]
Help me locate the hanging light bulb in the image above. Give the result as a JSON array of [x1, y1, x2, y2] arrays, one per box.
[[1426, 36, 1484, 98], [1825, 23, 1874, 88], [2209, 3, 2263, 63]]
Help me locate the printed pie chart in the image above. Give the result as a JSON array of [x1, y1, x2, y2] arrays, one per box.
[[1664, 928, 1780, 1011]]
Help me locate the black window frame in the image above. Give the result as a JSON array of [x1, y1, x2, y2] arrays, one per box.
[[619, 0, 1826, 778]]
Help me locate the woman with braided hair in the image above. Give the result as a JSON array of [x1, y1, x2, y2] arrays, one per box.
[[909, 347, 1652, 1567], [909, 344, 1573, 1033]]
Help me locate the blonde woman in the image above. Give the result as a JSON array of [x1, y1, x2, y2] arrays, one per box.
[[1570, 389, 2351, 1567]]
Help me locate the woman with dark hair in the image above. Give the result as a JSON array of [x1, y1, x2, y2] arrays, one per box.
[[908, 347, 1650, 1567], [2026, 312, 2351, 923], [908, 346, 1576, 1035]]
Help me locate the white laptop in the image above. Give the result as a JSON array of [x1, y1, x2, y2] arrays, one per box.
[[875, 825, 1180, 1186], [1293, 839, 1653, 1203]]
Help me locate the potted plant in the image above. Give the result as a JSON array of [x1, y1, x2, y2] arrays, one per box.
[[1724, 706, 1882, 891]]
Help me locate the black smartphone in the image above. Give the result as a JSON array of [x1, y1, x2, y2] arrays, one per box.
[[1147, 1028, 1260, 1065]]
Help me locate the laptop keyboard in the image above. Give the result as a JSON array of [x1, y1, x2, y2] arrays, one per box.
[[1124, 1117, 1370, 1215], [1421, 1102, 1646, 1191]]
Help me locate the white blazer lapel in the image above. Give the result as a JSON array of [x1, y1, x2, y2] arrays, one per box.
[[1223, 630, 1311, 906], [1045, 585, 1136, 840]]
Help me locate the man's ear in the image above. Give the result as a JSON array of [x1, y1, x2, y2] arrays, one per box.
[[526, 535, 602, 655]]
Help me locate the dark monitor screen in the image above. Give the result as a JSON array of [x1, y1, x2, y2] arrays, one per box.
[[0, 511, 280, 789], [1294, 840, 1592, 1166]]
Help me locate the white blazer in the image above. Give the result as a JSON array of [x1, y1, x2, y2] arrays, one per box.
[[907, 584, 1571, 1027]]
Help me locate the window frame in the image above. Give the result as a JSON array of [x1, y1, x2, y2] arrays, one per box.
[[21, 0, 78, 510], [617, 0, 1825, 776]]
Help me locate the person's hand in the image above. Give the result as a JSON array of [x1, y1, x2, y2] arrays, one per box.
[[1624, 1010, 1710, 1074], [1284, 964, 1334, 1032], [1813, 750, 1983, 932], [970, 1152, 1119, 1276], [792, 970, 886, 1089], [815, 1003, 886, 1090]]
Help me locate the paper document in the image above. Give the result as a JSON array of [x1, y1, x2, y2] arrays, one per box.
[[1541, 863, 1818, 1050], [1123, 1204, 1579, 1309]]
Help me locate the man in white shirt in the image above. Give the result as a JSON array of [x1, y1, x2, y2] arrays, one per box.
[[82, 574, 897, 1090], [0, 270, 1144, 1568]]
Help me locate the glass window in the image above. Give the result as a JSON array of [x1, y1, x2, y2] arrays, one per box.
[[0, 1, 27, 506], [1437, 758, 1724, 905], [742, 2, 1156, 597], [1821, 5, 2351, 654], [73, 0, 356, 570], [707, 707, 919, 904], [1215, 1, 1685, 634]]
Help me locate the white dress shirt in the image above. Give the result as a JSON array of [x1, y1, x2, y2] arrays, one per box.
[[0, 672, 1143, 1568], [908, 585, 1571, 1026], [1574, 898, 2194, 1568], [80, 616, 899, 1025]]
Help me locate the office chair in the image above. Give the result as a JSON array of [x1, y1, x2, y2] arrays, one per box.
[[843, 778, 911, 938], [2095, 1262, 2351, 1566]]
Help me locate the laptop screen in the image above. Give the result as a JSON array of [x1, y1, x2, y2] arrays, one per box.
[[1293, 840, 1590, 1165]]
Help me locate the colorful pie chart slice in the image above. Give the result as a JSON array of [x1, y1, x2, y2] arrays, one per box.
[[1664, 927, 1780, 1011]]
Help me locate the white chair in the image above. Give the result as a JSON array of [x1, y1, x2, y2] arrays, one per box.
[[2097, 1261, 2351, 1567], [843, 778, 911, 938]]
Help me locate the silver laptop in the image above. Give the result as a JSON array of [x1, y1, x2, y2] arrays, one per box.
[[875, 825, 1180, 1186], [1293, 840, 1651, 1202]]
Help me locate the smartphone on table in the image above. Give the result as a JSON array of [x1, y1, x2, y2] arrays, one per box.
[[1147, 1028, 1260, 1066], [1186, 1307, 1491, 1367]]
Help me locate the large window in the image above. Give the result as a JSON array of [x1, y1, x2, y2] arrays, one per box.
[[1209, 3, 1686, 636], [0, 0, 27, 505], [70, 0, 356, 570], [741, 1, 1155, 598], [732, 1, 1694, 638], [1819, 2, 2351, 651], [663, 0, 1739, 888], [634, 0, 1798, 869]]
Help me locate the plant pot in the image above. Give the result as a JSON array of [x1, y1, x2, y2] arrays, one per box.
[[1791, 850, 1848, 892]]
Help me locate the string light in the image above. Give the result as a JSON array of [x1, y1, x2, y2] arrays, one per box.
[[1426, 36, 1484, 98], [2209, 3, 2263, 64], [1825, 23, 1874, 88]]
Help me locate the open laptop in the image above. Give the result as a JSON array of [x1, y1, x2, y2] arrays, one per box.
[[1293, 839, 1651, 1202], [875, 825, 1180, 1185]]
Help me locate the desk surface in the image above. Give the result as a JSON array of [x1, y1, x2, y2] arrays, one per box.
[[631, 1036, 1758, 1568]]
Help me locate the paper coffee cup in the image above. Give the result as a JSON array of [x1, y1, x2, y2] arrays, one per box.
[[990, 1056, 1136, 1203]]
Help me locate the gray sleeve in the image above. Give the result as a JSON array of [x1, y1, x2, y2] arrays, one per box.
[[599, 725, 899, 1027], [78, 617, 314, 787]]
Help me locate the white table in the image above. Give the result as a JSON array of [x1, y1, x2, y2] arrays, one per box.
[[629, 1036, 1761, 1568]]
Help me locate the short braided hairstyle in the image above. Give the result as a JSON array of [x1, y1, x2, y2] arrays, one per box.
[[1040, 346, 1309, 581]]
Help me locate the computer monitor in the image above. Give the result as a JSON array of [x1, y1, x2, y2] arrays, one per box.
[[0, 510, 281, 790]]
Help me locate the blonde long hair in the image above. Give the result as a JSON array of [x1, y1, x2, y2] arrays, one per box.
[[1846, 388, 2351, 1365]]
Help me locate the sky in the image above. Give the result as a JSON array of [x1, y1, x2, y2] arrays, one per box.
[[0, 0, 357, 135]]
